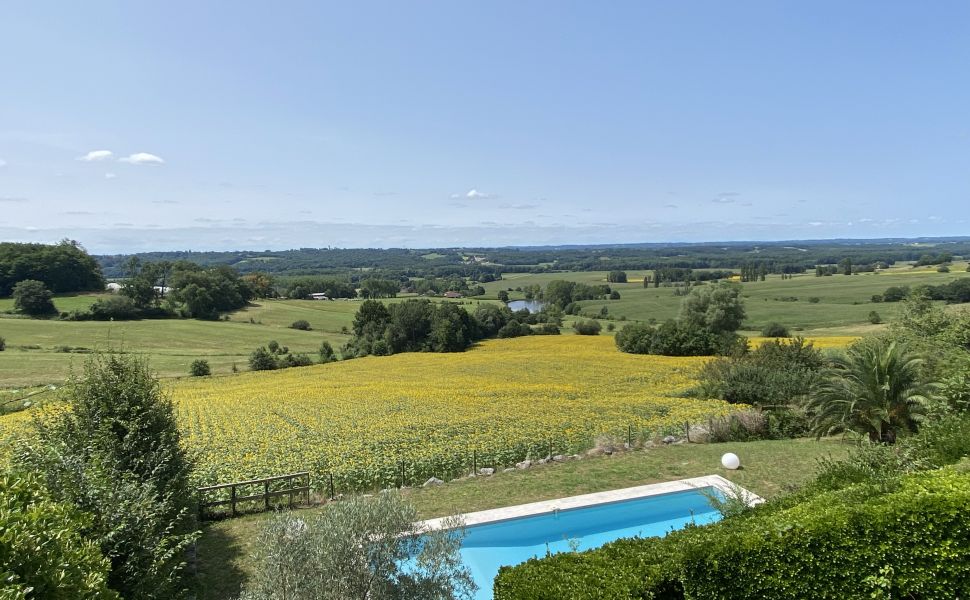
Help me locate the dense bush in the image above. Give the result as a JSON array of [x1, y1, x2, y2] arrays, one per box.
[[572, 319, 602, 335], [497, 320, 532, 338], [696, 337, 824, 408], [88, 295, 142, 320], [12, 279, 57, 316], [760, 322, 790, 337], [0, 471, 116, 599], [495, 468, 970, 599], [0, 336, 4, 351], [318, 341, 337, 363], [189, 359, 211, 376], [18, 355, 197, 599], [290, 319, 312, 331], [249, 347, 279, 371]]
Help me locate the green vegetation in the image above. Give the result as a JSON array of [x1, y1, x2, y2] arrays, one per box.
[[193, 438, 846, 599], [0, 472, 116, 599], [12, 279, 57, 316], [17, 355, 198, 599], [0, 241, 104, 296], [494, 467, 970, 600], [239, 493, 473, 600], [189, 359, 211, 376]]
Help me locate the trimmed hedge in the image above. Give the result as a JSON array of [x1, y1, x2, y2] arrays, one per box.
[[494, 468, 970, 599]]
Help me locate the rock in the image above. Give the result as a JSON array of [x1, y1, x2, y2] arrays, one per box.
[[552, 454, 566, 462], [423, 477, 444, 487], [570, 454, 583, 460], [503, 467, 516, 473], [663, 435, 678, 444], [515, 459, 532, 469], [478, 467, 495, 476], [585, 447, 605, 457], [537, 458, 549, 465]]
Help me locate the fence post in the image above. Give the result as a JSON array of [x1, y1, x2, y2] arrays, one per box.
[[473, 450, 477, 476], [628, 424, 632, 448], [329, 472, 335, 500], [264, 480, 270, 510], [684, 421, 691, 443], [230, 485, 237, 517]]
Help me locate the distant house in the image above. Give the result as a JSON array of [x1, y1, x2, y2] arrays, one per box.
[[443, 291, 462, 299], [309, 293, 331, 301], [105, 282, 122, 293]]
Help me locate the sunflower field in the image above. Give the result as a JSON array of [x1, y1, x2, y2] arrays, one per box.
[[0, 336, 749, 494]]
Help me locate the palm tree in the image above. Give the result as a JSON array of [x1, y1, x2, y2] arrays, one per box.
[[809, 338, 937, 443]]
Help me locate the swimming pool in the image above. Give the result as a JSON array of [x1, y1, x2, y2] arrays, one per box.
[[419, 476, 757, 600]]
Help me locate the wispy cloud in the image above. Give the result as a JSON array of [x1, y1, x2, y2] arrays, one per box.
[[452, 188, 495, 200], [498, 203, 539, 210], [77, 149, 113, 162], [104, 172, 117, 180], [712, 192, 741, 204], [0, 196, 27, 203], [0, 158, 7, 168], [151, 199, 179, 205], [120, 152, 165, 165]]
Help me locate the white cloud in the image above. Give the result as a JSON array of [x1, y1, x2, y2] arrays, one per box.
[[0, 158, 6, 168], [104, 172, 117, 179], [120, 152, 165, 165], [77, 150, 113, 161], [466, 189, 492, 199]]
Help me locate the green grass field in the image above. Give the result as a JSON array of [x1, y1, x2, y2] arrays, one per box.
[[2, 263, 967, 387], [192, 437, 849, 600]]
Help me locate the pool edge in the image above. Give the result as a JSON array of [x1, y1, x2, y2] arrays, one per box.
[[417, 475, 763, 532]]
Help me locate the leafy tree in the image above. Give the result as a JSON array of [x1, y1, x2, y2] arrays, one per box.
[[607, 271, 627, 283], [239, 492, 474, 600], [242, 272, 276, 298], [473, 304, 514, 337], [0, 336, 5, 351], [290, 319, 312, 331], [615, 323, 655, 353], [0, 471, 117, 599], [249, 347, 278, 371], [17, 355, 197, 599], [168, 263, 253, 319], [809, 339, 938, 443], [678, 282, 746, 334], [497, 320, 532, 338], [610, 290, 621, 300], [358, 278, 399, 299], [318, 341, 337, 363], [189, 359, 211, 376], [497, 290, 510, 303], [868, 310, 882, 325], [838, 257, 853, 275], [428, 303, 478, 352], [12, 279, 57, 316], [0, 240, 104, 296]]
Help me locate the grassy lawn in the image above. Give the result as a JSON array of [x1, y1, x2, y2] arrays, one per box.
[[192, 437, 848, 600]]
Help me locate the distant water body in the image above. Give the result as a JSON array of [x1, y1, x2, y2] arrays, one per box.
[[506, 300, 545, 313]]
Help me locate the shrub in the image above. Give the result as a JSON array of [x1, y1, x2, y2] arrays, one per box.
[[290, 319, 312, 331], [868, 310, 882, 324], [495, 469, 970, 600], [189, 359, 211, 376], [0, 471, 117, 599], [280, 353, 313, 368], [88, 295, 141, 320], [871, 294, 883, 303], [807, 296, 820, 303], [760, 322, 790, 337], [497, 321, 532, 338], [572, 320, 602, 335], [937, 264, 951, 273], [615, 322, 654, 353], [318, 341, 337, 363], [249, 347, 278, 371], [0, 336, 4, 351], [533, 323, 560, 335], [609, 290, 621, 300], [267, 340, 281, 354]]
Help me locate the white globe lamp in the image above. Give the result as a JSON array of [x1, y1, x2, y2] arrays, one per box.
[[721, 452, 740, 470]]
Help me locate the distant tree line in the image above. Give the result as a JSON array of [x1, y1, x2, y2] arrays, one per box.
[[0, 241, 104, 296], [874, 280, 970, 305], [95, 239, 970, 281]]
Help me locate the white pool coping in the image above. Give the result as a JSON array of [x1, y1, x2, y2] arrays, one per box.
[[417, 475, 763, 532]]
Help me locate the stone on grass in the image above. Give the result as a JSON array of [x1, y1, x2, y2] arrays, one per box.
[[423, 477, 444, 487]]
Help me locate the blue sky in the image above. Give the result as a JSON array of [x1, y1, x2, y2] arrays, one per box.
[[1, 1, 968, 253]]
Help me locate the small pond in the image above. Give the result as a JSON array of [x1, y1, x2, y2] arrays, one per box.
[[506, 300, 545, 313]]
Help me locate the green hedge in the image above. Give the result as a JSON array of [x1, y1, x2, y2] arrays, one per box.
[[494, 468, 970, 599]]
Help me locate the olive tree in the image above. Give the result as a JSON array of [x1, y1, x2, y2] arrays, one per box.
[[240, 492, 475, 600]]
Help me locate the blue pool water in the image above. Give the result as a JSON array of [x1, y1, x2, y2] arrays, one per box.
[[459, 489, 721, 599]]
